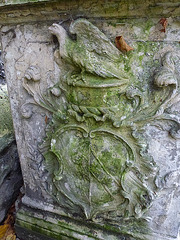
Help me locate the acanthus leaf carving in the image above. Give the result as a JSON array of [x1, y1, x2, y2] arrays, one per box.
[[21, 18, 180, 239]]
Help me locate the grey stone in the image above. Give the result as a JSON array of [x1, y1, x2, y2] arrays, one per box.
[[0, 51, 5, 85], [0, 1, 179, 239], [15, 225, 55, 240], [0, 134, 23, 223]]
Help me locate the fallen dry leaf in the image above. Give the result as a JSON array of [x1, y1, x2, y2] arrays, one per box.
[[159, 18, 168, 32], [115, 36, 134, 53], [45, 115, 48, 124], [0, 204, 16, 240], [0, 224, 9, 239], [0, 224, 15, 240], [6, 233, 16, 240]]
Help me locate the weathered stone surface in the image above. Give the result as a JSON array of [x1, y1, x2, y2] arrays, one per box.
[[0, 1, 179, 239], [15, 207, 130, 240], [0, 51, 5, 85], [0, 0, 52, 6], [0, 134, 23, 223], [0, 83, 14, 136], [0, 0, 179, 25], [15, 225, 55, 240]]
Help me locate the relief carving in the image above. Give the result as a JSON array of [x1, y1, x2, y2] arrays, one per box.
[[21, 19, 180, 239]]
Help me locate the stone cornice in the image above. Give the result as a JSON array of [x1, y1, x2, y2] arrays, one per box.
[[0, 0, 179, 25]]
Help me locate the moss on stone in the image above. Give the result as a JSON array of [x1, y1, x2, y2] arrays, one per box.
[[0, 87, 13, 137]]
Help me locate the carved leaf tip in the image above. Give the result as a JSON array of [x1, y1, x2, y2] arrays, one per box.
[[115, 36, 134, 53], [24, 66, 41, 82]]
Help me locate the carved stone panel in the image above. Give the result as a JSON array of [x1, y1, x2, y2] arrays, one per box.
[[0, 8, 180, 240]]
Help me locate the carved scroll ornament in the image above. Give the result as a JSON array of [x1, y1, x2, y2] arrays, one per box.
[[22, 19, 180, 239]]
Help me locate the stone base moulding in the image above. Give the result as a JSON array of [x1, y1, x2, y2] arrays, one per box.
[[15, 204, 178, 240], [15, 208, 129, 240]]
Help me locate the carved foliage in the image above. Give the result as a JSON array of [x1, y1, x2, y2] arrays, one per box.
[[22, 19, 180, 224]]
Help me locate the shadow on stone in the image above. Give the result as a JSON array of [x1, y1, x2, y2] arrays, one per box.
[[0, 133, 23, 224]]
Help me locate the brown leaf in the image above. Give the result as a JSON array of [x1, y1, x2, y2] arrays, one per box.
[[45, 115, 48, 124], [0, 224, 9, 239], [4, 210, 15, 226], [0, 221, 16, 240], [6, 233, 16, 240], [115, 36, 134, 53], [0, 204, 16, 240], [159, 18, 168, 32]]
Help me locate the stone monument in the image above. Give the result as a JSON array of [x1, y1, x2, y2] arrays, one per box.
[[0, 1, 179, 239]]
